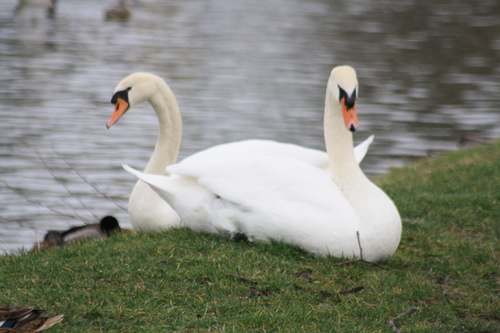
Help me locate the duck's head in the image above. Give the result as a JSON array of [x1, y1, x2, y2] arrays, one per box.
[[99, 215, 121, 236], [328, 65, 359, 132], [44, 231, 64, 248], [106, 72, 163, 128]]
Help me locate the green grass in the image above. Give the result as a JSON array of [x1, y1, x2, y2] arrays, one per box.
[[1, 141, 499, 332]]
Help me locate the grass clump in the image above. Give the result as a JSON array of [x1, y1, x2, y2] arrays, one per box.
[[1, 141, 499, 332]]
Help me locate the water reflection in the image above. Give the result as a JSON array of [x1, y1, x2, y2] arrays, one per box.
[[0, 0, 499, 253]]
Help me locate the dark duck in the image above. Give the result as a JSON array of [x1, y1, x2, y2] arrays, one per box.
[[32, 216, 121, 250]]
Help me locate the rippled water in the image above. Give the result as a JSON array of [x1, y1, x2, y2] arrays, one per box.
[[1, 0, 499, 253]]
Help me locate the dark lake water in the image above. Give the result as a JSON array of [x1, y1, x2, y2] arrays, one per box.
[[1, 0, 499, 253]]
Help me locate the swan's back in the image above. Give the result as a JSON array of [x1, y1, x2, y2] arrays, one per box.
[[182, 139, 329, 169], [178, 135, 374, 172]]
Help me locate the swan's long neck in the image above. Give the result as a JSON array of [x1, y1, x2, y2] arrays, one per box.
[[324, 86, 367, 189], [324, 80, 402, 261], [144, 83, 182, 175]]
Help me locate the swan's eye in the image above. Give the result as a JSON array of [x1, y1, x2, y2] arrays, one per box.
[[110, 88, 130, 104], [338, 86, 356, 109]]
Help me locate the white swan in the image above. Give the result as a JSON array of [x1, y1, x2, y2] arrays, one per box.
[[107, 72, 373, 233], [121, 66, 402, 262]]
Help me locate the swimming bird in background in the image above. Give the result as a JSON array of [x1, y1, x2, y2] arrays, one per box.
[[106, 72, 374, 233], [14, 0, 57, 18], [0, 306, 63, 332], [123, 66, 402, 262], [105, 0, 130, 21]]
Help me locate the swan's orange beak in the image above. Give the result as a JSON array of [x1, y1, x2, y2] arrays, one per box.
[[106, 97, 129, 129], [341, 98, 358, 132]]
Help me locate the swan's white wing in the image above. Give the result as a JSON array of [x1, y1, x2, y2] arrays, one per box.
[[124, 164, 240, 235], [126, 155, 363, 257], [170, 155, 332, 206], [168, 156, 361, 256], [127, 157, 362, 257]]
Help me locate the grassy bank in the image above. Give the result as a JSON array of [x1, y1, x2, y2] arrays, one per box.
[[1, 141, 499, 332]]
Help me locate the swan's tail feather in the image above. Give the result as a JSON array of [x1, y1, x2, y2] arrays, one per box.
[[122, 164, 144, 179], [122, 164, 174, 196], [354, 134, 374, 164], [123, 165, 164, 187]]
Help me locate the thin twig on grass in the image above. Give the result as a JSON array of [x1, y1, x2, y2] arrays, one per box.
[[331, 231, 392, 270], [357, 230, 363, 258], [227, 274, 257, 284], [387, 307, 420, 333], [338, 286, 364, 295], [331, 259, 392, 270]]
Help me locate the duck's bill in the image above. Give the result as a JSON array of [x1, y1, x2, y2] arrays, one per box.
[[106, 97, 129, 128]]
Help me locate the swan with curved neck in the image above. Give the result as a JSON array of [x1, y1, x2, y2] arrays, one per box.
[[107, 73, 182, 231], [120, 66, 402, 262]]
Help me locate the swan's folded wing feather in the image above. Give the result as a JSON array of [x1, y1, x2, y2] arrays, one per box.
[[128, 158, 362, 257], [179, 139, 328, 168], [170, 155, 361, 253], [168, 155, 346, 210]]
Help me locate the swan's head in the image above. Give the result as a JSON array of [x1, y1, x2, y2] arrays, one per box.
[[328, 65, 359, 132], [106, 72, 164, 128]]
